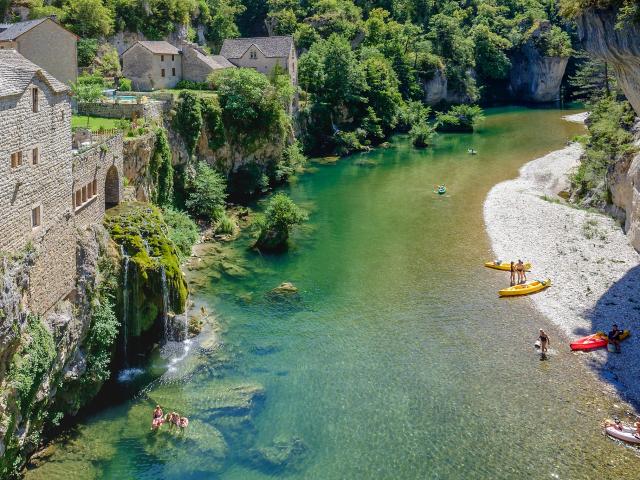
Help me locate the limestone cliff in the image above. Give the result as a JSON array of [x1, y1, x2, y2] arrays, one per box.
[[576, 7, 640, 115], [509, 24, 569, 103]]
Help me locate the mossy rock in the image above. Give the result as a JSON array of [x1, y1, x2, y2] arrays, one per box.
[[104, 202, 188, 344], [246, 435, 307, 473]]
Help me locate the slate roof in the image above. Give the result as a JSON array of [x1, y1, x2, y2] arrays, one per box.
[[0, 49, 69, 98], [127, 41, 180, 55], [201, 52, 235, 70], [220, 36, 293, 59], [0, 17, 77, 41]]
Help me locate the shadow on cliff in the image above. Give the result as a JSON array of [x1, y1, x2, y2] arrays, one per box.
[[571, 263, 640, 409]]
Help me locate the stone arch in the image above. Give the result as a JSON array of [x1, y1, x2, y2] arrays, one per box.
[[105, 165, 121, 208]]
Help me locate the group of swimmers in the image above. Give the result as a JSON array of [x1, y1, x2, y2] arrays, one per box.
[[152, 405, 189, 432], [604, 417, 640, 437], [509, 260, 527, 286]]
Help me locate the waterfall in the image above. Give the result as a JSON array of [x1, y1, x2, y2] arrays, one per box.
[[161, 265, 169, 342], [121, 246, 130, 364], [183, 296, 190, 343]]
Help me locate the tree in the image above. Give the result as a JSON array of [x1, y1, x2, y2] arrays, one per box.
[[77, 38, 99, 68], [435, 105, 485, 133], [569, 52, 615, 101], [173, 92, 203, 157], [63, 0, 114, 37], [185, 163, 228, 220], [472, 24, 512, 81], [410, 121, 436, 148], [71, 79, 104, 127], [254, 192, 307, 251]]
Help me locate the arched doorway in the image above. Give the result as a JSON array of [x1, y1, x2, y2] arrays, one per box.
[[105, 166, 121, 208]]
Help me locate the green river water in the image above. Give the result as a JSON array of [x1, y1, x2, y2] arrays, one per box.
[[26, 107, 640, 479]]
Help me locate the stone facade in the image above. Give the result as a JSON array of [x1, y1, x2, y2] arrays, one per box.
[[0, 18, 78, 85], [220, 36, 297, 84], [0, 51, 122, 314], [77, 99, 164, 122], [121, 41, 182, 91], [181, 44, 234, 83], [72, 134, 124, 227]]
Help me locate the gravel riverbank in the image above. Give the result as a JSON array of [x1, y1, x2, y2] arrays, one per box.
[[484, 142, 640, 406]]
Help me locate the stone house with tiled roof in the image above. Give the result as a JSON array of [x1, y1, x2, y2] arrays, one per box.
[[0, 50, 122, 314], [219, 36, 297, 84], [0, 16, 77, 85], [121, 40, 235, 90], [121, 41, 182, 90]]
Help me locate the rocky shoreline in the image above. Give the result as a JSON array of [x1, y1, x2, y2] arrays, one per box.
[[484, 142, 640, 406]]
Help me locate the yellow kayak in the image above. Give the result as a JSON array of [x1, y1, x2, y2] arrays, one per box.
[[484, 261, 532, 272], [499, 279, 551, 297]]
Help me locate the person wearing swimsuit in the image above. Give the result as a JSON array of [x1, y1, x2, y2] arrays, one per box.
[[510, 262, 516, 286], [152, 405, 164, 430], [538, 329, 549, 355], [516, 259, 526, 284]]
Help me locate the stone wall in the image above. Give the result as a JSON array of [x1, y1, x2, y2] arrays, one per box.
[[77, 100, 163, 122], [72, 134, 124, 227], [0, 77, 75, 314]]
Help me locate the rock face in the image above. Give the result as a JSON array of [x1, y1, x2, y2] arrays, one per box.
[[420, 69, 476, 105], [608, 122, 640, 252], [123, 131, 157, 202], [509, 29, 568, 102], [0, 225, 117, 477], [576, 8, 640, 115]]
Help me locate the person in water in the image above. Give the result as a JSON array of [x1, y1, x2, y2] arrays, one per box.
[[604, 418, 624, 431], [510, 261, 516, 286], [178, 416, 189, 432], [151, 405, 164, 430], [608, 324, 623, 353], [538, 329, 549, 355]]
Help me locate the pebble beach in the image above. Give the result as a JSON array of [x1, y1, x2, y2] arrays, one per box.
[[484, 138, 640, 406]]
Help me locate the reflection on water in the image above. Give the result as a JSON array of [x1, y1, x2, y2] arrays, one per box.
[[26, 108, 640, 479]]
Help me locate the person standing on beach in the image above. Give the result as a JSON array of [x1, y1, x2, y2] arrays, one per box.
[[510, 261, 516, 286], [517, 259, 526, 284], [538, 329, 549, 356]]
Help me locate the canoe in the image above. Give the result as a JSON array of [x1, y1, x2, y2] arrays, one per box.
[[570, 330, 630, 351], [605, 425, 640, 444], [484, 261, 532, 272], [498, 279, 551, 297]]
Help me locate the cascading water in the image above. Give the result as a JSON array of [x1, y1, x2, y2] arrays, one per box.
[[121, 246, 130, 363], [160, 265, 169, 342]]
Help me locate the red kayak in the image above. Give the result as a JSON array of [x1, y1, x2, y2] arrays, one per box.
[[570, 332, 608, 351]]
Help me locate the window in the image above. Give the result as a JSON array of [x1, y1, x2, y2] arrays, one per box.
[[250, 50, 257, 60], [92, 179, 97, 196], [81, 186, 87, 203], [31, 206, 41, 229], [161, 68, 165, 78], [32, 88, 38, 112], [172, 67, 176, 76], [75, 190, 81, 207], [87, 182, 92, 198], [10, 151, 22, 168], [172, 54, 175, 61], [32, 147, 39, 165], [161, 54, 164, 62]]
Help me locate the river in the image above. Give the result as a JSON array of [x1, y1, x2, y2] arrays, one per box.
[[26, 107, 640, 479]]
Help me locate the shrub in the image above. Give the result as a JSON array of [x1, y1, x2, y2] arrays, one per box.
[[435, 105, 485, 133], [254, 193, 307, 251], [119, 77, 133, 91], [150, 128, 174, 207], [410, 121, 437, 148], [173, 91, 203, 157], [77, 38, 99, 67], [163, 208, 199, 258], [185, 163, 228, 220], [215, 213, 236, 235], [275, 141, 307, 182], [176, 80, 210, 90]]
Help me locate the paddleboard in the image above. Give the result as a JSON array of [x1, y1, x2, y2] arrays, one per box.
[[605, 425, 640, 444]]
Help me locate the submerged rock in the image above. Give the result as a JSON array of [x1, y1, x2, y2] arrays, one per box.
[[246, 435, 307, 473], [270, 282, 298, 295]]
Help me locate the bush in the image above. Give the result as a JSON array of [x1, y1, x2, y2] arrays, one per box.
[[118, 77, 133, 91], [185, 163, 228, 220], [163, 208, 199, 258], [410, 121, 437, 148], [150, 128, 174, 207], [215, 213, 236, 235], [274, 141, 307, 182], [435, 105, 485, 133], [173, 92, 203, 157], [77, 38, 99, 67], [176, 80, 210, 90], [254, 193, 307, 251]]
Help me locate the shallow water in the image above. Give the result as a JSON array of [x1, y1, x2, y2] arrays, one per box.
[[27, 107, 640, 479]]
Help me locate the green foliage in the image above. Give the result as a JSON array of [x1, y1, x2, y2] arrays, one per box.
[[173, 92, 203, 157], [176, 80, 211, 90], [410, 120, 436, 148], [118, 77, 133, 91], [533, 24, 572, 57], [211, 68, 291, 146], [77, 38, 99, 68], [560, 0, 640, 26], [8, 315, 55, 418], [200, 96, 226, 150], [435, 105, 485, 133], [215, 213, 236, 235], [63, 0, 115, 37], [472, 24, 512, 80], [569, 53, 616, 101], [163, 208, 199, 258], [275, 141, 307, 181], [96, 45, 122, 77], [185, 162, 228, 220], [79, 298, 119, 390], [255, 192, 307, 251], [571, 96, 637, 206], [150, 128, 174, 207]]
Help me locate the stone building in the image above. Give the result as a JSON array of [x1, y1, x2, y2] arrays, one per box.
[[121, 41, 182, 91], [0, 50, 122, 314], [121, 41, 235, 90], [219, 36, 297, 84], [0, 17, 78, 85]]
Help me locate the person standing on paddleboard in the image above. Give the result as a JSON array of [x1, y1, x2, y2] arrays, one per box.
[[538, 329, 549, 355]]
